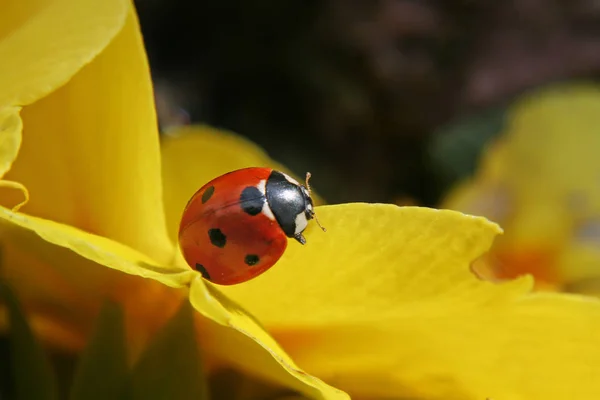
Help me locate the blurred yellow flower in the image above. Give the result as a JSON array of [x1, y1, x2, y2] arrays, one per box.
[[443, 83, 600, 294], [3, 2, 600, 400]]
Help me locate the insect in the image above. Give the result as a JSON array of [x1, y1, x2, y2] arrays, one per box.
[[178, 167, 326, 285]]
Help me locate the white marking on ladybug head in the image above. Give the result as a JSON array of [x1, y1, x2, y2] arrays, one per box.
[[256, 179, 275, 221], [300, 186, 313, 209], [262, 204, 276, 221], [256, 179, 267, 195], [294, 211, 309, 235], [281, 172, 300, 186]]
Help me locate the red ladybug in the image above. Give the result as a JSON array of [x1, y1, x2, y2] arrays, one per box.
[[178, 167, 326, 285]]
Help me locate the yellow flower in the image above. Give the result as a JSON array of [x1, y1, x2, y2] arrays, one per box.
[[443, 83, 600, 293], [4, 2, 600, 400]]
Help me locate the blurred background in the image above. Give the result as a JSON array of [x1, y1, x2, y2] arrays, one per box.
[[135, 0, 600, 206]]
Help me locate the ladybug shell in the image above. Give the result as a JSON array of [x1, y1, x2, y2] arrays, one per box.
[[179, 167, 294, 285]]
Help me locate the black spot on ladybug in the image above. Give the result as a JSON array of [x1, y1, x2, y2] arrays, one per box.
[[201, 186, 215, 203], [240, 186, 265, 216], [245, 254, 260, 266], [208, 228, 227, 248], [195, 263, 211, 280]]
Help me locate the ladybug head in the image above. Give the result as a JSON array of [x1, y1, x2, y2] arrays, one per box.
[[265, 170, 326, 245]]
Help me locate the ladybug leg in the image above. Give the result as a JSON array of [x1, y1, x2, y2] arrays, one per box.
[[294, 233, 307, 245]]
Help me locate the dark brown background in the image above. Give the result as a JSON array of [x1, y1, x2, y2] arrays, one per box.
[[135, 0, 600, 206]]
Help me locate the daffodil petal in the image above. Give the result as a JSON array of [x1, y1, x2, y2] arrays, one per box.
[[220, 203, 532, 327], [504, 84, 600, 204], [558, 242, 600, 292], [469, 83, 600, 247], [0, 106, 28, 210], [3, 6, 174, 263], [0, 207, 193, 288], [443, 83, 600, 286], [281, 293, 600, 400], [0, 0, 128, 107], [161, 125, 324, 242], [189, 277, 349, 400], [498, 83, 600, 247], [441, 178, 513, 226], [0, 106, 22, 178], [0, 181, 29, 212]]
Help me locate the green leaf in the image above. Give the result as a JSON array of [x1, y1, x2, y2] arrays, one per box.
[[129, 299, 208, 400], [429, 105, 507, 185], [0, 280, 58, 400], [69, 301, 128, 400]]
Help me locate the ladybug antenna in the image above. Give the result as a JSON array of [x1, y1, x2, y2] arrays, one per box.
[[305, 172, 314, 194], [305, 172, 327, 232], [313, 211, 327, 232]]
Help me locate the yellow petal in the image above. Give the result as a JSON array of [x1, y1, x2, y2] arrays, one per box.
[[503, 84, 600, 248], [504, 84, 600, 210], [494, 83, 600, 245], [443, 83, 600, 288], [0, 207, 193, 288], [190, 277, 349, 400], [0, 106, 22, 178], [0, 106, 28, 210], [283, 294, 600, 400], [221, 204, 532, 327], [558, 242, 600, 291], [0, 0, 128, 107], [442, 178, 512, 226], [161, 125, 323, 242], [3, 6, 174, 264]]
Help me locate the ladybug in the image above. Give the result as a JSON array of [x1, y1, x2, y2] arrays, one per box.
[[178, 167, 326, 285]]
